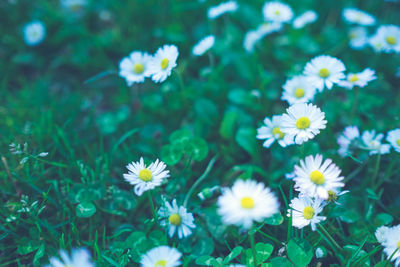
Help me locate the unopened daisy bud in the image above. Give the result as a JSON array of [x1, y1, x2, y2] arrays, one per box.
[[315, 246, 327, 258], [198, 186, 219, 200]]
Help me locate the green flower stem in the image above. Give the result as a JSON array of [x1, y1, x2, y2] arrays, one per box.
[[250, 231, 258, 267], [183, 155, 218, 207], [147, 191, 158, 225], [370, 153, 381, 188], [350, 86, 359, 123], [318, 224, 342, 252], [256, 229, 282, 245]]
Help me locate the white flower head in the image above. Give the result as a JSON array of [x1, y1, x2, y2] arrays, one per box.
[[361, 130, 391, 155], [257, 115, 294, 148], [23, 21, 46, 46], [342, 8, 376, 26], [263, 1, 293, 23], [123, 157, 170, 196], [140, 246, 182, 267], [371, 25, 400, 53], [387, 129, 400, 153], [288, 196, 326, 231], [349, 27, 369, 50], [338, 68, 377, 90], [293, 154, 345, 200], [207, 1, 238, 19], [281, 75, 317, 105], [304, 55, 346, 92], [192, 35, 215, 56], [119, 51, 153, 86], [280, 103, 327, 145], [377, 225, 400, 267], [158, 199, 196, 239], [45, 248, 93, 267], [293, 10, 318, 29], [149, 45, 179, 83], [243, 22, 282, 53], [217, 179, 280, 229], [375, 226, 390, 243], [337, 125, 360, 157]]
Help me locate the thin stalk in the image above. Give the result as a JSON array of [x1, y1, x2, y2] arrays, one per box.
[[318, 224, 342, 252], [256, 229, 282, 244], [147, 191, 158, 225], [370, 153, 381, 188], [250, 232, 258, 267]]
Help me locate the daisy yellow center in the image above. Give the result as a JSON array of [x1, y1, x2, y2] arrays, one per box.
[[274, 10, 280, 15], [310, 170, 325, 185], [397, 241, 400, 249], [319, 68, 330, 78], [272, 127, 285, 139], [168, 213, 182, 226], [155, 260, 167, 267], [133, 63, 144, 74], [303, 206, 315, 220], [241, 196, 255, 209], [397, 139, 400, 146], [328, 190, 337, 202], [161, 58, 169, 69], [294, 88, 305, 98], [296, 117, 311, 129], [349, 74, 358, 83], [386, 36, 397, 45], [138, 168, 153, 182]]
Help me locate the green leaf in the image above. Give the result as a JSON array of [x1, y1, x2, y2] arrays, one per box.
[[267, 257, 294, 267], [287, 238, 313, 267], [223, 246, 243, 264], [195, 255, 218, 266], [373, 213, 393, 227], [76, 202, 97, 218], [161, 144, 183, 165], [33, 243, 45, 266], [235, 127, 258, 156], [265, 212, 284, 225], [219, 110, 238, 139], [17, 239, 40, 255], [170, 129, 192, 146], [187, 138, 209, 161], [255, 243, 273, 262]]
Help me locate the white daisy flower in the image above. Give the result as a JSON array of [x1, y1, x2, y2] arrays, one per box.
[[293, 154, 345, 200], [368, 32, 386, 53], [361, 130, 391, 155], [45, 248, 93, 267], [377, 225, 400, 267], [123, 157, 170, 196], [375, 226, 389, 243], [243, 23, 282, 53], [262, 1, 293, 23], [140, 246, 182, 267], [280, 103, 327, 145], [217, 179, 279, 229], [158, 199, 196, 239], [288, 196, 326, 231], [60, 0, 87, 12], [338, 68, 377, 90], [119, 51, 153, 86], [207, 1, 238, 19], [192, 35, 215, 56], [257, 115, 294, 148], [337, 126, 360, 157], [149, 45, 179, 83], [293, 10, 318, 29], [387, 129, 400, 153], [348, 27, 369, 50], [371, 25, 400, 53], [281, 75, 317, 105], [23, 21, 46, 46], [303, 55, 346, 92], [342, 8, 376, 26]]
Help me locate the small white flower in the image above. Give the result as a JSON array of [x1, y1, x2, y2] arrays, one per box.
[[207, 1, 238, 19], [262, 1, 293, 23], [293, 154, 345, 200], [342, 8, 376, 26], [281, 75, 317, 105], [337, 126, 360, 157], [257, 115, 294, 148], [280, 103, 327, 145], [123, 157, 170, 196], [243, 23, 282, 53], [377, 225, 400, 267], [217, 179, 280, 229], [338, 68, 377, 89], [304, 55, 346, 91], [288, 196, 326, 231], [370, 25, 400, 53], [119, 51, 153, 86], [192, 35, 215, 56], [361, 130, 391, 155], [45, 248, 93, 267], [158, 199, 196, 239], [348, 27, 369, 50], [293, 10, 317, 29], [23, 21, 46, 46], [315, 247, 326, 258], [387, 129, 400, 153], [375, 226, 389, 243], [149, 45, 179, 83], [140, 246, 182, 267]]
